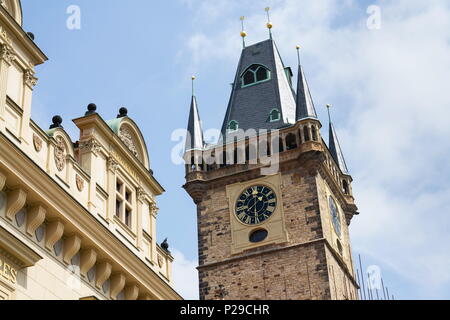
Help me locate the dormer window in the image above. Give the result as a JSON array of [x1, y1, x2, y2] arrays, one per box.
[[227, 120, 239, 133], [269, 109, 281, 122], [241, 64, 271, 87]]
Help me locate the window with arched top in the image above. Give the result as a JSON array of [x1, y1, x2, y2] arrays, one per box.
[[227, 120, 239, 133], [241, 64, 271, 87], [269, 109, 281, 122]]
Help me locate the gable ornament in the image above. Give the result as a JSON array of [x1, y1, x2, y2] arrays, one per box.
[[54, 136, 66, 172], [33, 134, 42, 152], [76, 175, 84, 192]]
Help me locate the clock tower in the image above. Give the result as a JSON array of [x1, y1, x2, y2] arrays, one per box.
[[183, 34, 359, 300]]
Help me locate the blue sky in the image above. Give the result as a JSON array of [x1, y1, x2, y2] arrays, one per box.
[[22, 0, 450, 300]]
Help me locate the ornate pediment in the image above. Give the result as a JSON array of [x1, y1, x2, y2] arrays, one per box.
[[119, 124, 141, 160]]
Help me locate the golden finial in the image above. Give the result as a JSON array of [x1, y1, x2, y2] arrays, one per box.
[[296, 45, 301, 50], [265, 7, 273, 39], [191, 75, 196, 96], [240, 16, 247, 48], [296, 44, 301, 65]]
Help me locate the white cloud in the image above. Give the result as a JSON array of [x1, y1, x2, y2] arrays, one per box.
[[172, 249, 199, 300], [179, 0, 450, 299]]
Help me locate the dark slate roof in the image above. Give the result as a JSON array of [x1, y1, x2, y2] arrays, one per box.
[[296, 65, 318, 120], [185, 95, 204, 152], [329, 122, 349, 174], [220, 39, 296, 136]]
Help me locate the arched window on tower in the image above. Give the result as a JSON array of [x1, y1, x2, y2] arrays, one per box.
[[303, 126, 310, 142], [312, 126, 318, 141], [241, 64, 271, 87], [286, 133, 298, 150], [343, 180, 350, 195]]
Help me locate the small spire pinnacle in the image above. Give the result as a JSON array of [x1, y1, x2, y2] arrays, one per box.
[[326, 104, 332, 124], [265, 7, 273, 39], [296, 45, 301, 65], [327, 104, 349, 174], [191, 75, 196, 96], [240, 16, 247, 48]]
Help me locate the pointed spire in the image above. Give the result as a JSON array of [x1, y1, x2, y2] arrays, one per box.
[[296, 45, 318, 121], [327, 104, 349, 174], [185, 76, 204, 152]]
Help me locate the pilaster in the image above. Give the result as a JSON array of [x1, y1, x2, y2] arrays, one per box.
[[0, 44, 14, 131], [149, 202, 158, 263], [19, 69, 37, 145]]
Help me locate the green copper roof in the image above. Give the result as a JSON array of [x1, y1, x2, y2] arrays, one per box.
[[45, 128, 58, 137], [106, 118, 124, 135]]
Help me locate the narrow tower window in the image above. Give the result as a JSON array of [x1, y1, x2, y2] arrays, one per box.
[[241, 64, 271, 87]]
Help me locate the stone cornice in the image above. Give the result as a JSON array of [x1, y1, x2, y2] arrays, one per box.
[[0, 132, 181, 300]]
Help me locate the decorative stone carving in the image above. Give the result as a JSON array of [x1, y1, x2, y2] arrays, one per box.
[[0, 44, 15, 64], [107, 157, 119, 172], [149, 202, 159, 216], [24, 69, 38, 87], [76, 175, 84, 192], [157, 254, 164, 268], [119, 125, 139, 158], [33, 134, 42, 152], [54, 136, 66, 172], [137, 188, 147, 202], [79, 138, 101, 155]]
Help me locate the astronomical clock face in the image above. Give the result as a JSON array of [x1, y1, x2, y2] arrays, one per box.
[[235, 185, 277, 225], [329, 196, 342, 237]]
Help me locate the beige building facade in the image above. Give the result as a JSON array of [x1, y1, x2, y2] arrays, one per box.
[[0, 0, 180, 300]]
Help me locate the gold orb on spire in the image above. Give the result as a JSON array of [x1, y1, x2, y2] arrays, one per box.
[[265, 7, 273, 30], [240, 30, 247, 38], [296, 45, 301, 50], [192, 75, 196, 81]]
